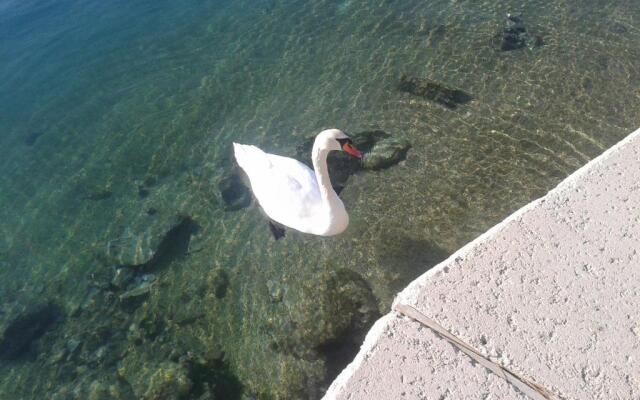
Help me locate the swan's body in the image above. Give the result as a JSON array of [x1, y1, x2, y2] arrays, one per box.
[[233, 129, 362, 237]]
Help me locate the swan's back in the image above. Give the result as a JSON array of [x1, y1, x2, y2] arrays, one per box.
[[233, 143, 323, 231]]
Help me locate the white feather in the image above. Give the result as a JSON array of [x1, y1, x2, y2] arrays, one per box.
[[233, 129, 357, 236]]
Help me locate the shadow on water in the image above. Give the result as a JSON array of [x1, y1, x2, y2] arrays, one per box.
[[141, 217, 200, 273], [188, 356, 244, 400], [312, 236, 448, 394], [115, 216, 201, 312], [0, 303, 62, 362], [316, 269, 381, 394], [376, 233, 451, 295]]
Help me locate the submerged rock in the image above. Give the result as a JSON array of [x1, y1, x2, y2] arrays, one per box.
[[295, 130, 409, 191], [266, 280, 284, 303], [178, 351, 242, 399], [500, 13, 527, 50], [85, 378, 136, 400], [118, 273, 157, 306], [496, 13, 544, 51], [83, 183, 114, 201], [119, 280, 154, 302], [274, 268, 380, 365], [296, 130, 388, 167], [324, 130, 393, 187], [144, 362, 192, 400], [120, 347, 242, 400], [106, 215, 199, 268], [318, 268, 380, 342], [254, 267, 380, 397], [312, 268, 381, 387], [48, 347, 67, 365], [218, 171, 252, 211], [399, 75, 473, 109], [24, 131, 44, 146], [350, 130, 391, 151], [111, 267, 135, 289], [215, 153, 252, 212], [362, 137, 411, 170], [119, 359, 192, 400], [87, 380, 112, 400], [66, 338, 82, 360], [209, 267, 230, 299], [0, 303, 61, 360]]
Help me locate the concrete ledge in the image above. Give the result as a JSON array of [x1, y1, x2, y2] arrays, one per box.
[[394, 303, 557, 400], [326, 313, 529, 400], [326, 128, 640, 400]]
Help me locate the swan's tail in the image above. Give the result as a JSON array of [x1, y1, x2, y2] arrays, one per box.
[[233, 143, 272, 175]]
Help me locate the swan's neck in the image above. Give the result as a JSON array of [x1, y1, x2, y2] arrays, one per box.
[[310, 143, 349, 235], [312, 147, 342, 211]]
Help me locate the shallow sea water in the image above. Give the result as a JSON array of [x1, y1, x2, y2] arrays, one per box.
[[1, 0, 639, 398]]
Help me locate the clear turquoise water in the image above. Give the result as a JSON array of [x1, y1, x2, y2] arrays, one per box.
[[1, 0, 639, 398]]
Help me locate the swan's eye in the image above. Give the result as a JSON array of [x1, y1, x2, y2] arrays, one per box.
[[336, 138, 352, 147]]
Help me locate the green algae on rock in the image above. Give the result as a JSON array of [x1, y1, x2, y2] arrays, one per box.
[[398, 75, 473, 109], [143, 362, 192, 400], [119, 281, 154, 302], [118, 356, 192, 398], [271, 267, 380, 376], [87, 378, 136, 400], [294, 130, 410, 192], [362, 137, 411, 170]]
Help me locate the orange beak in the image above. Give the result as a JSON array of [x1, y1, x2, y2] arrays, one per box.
[[342, 142, 363, 159]]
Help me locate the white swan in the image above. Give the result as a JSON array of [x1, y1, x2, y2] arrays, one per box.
[[233, 129, 363, 237]]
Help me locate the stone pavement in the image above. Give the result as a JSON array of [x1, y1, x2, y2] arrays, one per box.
[[325, 128, 640, 400]]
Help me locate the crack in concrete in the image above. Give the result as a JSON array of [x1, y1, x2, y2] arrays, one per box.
[[393, 303, 563, 400]]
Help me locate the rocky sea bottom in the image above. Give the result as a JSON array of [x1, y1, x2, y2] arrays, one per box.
[[1, 0, 640, 398], [0, 129, 421, 400]]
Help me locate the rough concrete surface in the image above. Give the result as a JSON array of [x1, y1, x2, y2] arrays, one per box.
[[328, 313, 529, 400], [396, 127, 640, 399], [327, 127, 640, 400]]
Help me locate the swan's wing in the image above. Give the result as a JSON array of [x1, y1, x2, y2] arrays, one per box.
[[255, 154, 322, 222], [265, 153, 318, 194], [233, 143, 321, 227]]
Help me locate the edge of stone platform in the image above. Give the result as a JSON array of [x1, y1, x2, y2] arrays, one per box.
[[323, 313, 397, 399], [396, 126, 640, 307], [324, 127, 640, 399]]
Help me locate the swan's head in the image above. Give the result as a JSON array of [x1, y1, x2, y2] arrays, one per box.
[[316, 129, 363, 158]]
